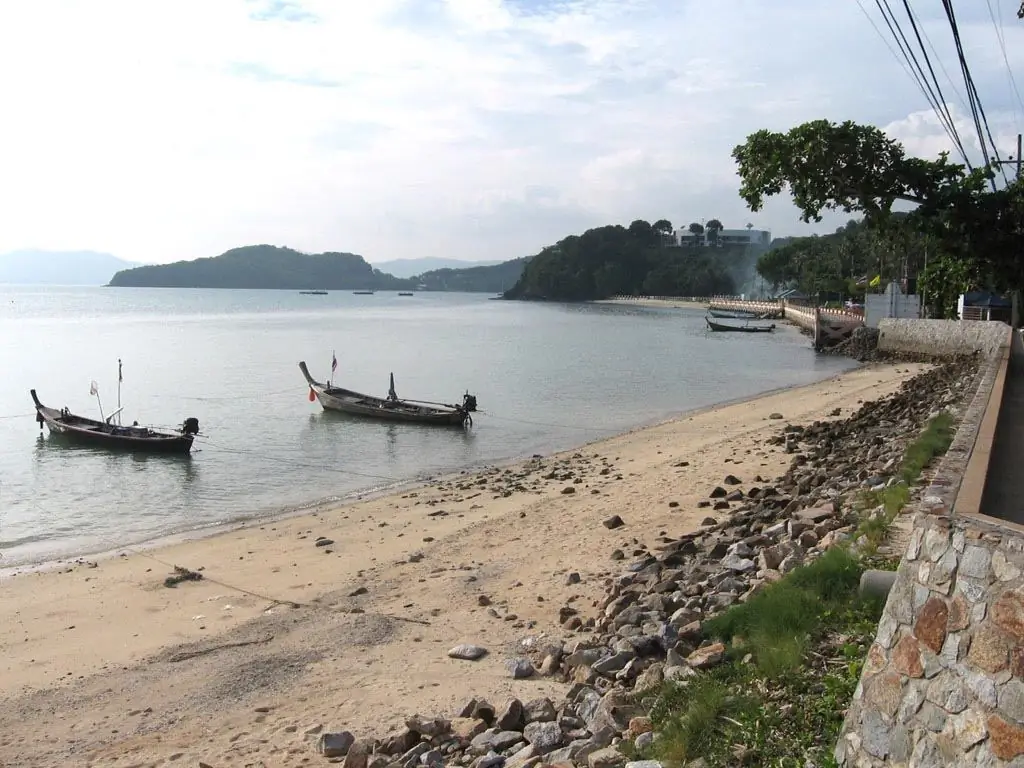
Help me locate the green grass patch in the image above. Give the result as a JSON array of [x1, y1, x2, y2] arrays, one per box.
[[855, 411, 955, 550], [644, 550, 885, 767], [639, 412, 958, 766], [702, 547, 863, 676]]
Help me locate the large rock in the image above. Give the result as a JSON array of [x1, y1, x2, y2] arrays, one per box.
[[317, 731, 355, 758], [449, 644, 489, 661], [523, 721, 564, 754]]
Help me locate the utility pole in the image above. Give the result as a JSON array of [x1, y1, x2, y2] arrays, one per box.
[[992, 134, 1023, 179]]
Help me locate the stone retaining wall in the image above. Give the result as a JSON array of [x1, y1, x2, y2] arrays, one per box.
[[835, 511, 1024, 765], [878, 319, 1011, 358], [835, 327, 1024, 765]]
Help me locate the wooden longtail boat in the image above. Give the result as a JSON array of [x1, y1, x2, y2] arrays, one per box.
[[708, 309, 771, 320], [705, 316, 776, 333], [299, 362, 477, 427], [30, 389, 199, 454]]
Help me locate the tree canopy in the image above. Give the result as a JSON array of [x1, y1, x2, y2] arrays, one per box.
[[732, 118, 1023, 317], [505, 220, 754, 301]]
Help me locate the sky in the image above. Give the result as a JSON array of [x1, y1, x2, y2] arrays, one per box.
[[0, 0, 1022, 265]]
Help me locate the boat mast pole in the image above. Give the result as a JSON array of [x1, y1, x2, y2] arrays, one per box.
[[117, 358, 122, 426]]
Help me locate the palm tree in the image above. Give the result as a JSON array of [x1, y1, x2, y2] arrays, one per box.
[[705, 219, 723, 246]]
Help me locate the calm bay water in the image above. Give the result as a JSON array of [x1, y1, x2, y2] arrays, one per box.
[[0, 287, 857, 566]]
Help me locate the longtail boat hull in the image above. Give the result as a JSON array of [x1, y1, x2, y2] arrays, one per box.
[[298, 362, 476, 427], [705, 317, 776, 333], [30, 390, 198, 454]]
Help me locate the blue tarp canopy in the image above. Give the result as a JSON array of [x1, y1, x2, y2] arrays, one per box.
[[963, 291, 1012, 308]]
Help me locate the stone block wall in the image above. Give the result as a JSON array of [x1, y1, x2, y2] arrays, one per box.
[[878, 319, 1011, 358], [835, 512, 1024, 766], [835, 338, 1024, 765]]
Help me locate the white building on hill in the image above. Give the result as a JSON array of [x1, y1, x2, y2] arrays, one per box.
[[673, 223, 771, 248]]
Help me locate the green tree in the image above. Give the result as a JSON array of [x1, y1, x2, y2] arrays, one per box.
[[688, 222, 704, 235], [733, 118, 1021, 317], [653, 219, 674, 235], [705, 219, 723, 245]]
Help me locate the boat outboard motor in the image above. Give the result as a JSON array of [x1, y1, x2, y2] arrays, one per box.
[[462, 393, 478, 413], [182, 417, 200, 436]]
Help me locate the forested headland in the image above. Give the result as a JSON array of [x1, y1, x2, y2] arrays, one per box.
[[504, 219, 761, 301]]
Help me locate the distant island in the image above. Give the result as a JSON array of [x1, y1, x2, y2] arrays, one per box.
[[370, 257, 502, 278], [505, 219, 768, 301], [0, 249, 141, 285], [108, 245, 528, 293]]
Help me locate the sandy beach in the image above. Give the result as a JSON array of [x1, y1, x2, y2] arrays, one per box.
[[0, 362, 928, 768], [593, 298, 709, 310]]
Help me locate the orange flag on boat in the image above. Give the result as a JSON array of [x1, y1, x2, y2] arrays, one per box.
[[308, 388, 316, 402]]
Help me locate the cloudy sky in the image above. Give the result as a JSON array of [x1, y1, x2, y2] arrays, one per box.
[[0, 0, 1021, 265]]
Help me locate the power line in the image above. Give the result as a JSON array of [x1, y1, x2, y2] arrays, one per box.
[[904, 0, 970, 116], [941, 0, 1008, 188], [857, 0, 972, 166], [987, 0, 1024, 122], [897, 0, 972, 164]]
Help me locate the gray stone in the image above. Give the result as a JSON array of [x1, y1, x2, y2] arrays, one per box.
[[930, 548, 959, 591], [522, 721, 563, 755], [961, 546, 993, 580], [957, 579, 986, 603], [476, 754, 506, 768], [318, 731, 356, 758], [592, 652, 635, 675], [940, 633, 962, 665], [861, 708, 891, 758], [523, 698, 557, 724], [1000, 679, 1024, 724], [588, 746, 626, 768], [505, 745, 537, 768], [543, 747, 575, 765], [406, 715, 451, 738], [949, 709, 987, 750], [898, 683, 926, 724], [924, 528, 950, 561], [910, 733, 940, 767], [918, 702, 948, 732], [951, 529, 967, 552], [634, 732, 655, 751], [420, 750, 444, 768], [890, 725, 910, 762], [720, 554, 756, 573], [877, 613, 899, 650], [994, 550, 1022, 581], [449, 644, 489, 661], [505, 658, 535, 679], [470, 730, 527, 755], [959, 666, 999, 707], [926, 675, 968, 714], [624, 762, 663, 768], [906, 526, 924, 560], [496, 700, 524, 731]]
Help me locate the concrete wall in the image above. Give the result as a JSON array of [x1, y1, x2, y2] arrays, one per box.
[[866, 292, 922, 329], [878, 319, 1012, 358]]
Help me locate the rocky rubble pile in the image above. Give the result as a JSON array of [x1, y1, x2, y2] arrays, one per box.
[[313, 359, 979, 768], [822, 327, 881, 361]]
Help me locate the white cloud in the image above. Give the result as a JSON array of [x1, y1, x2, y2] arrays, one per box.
[[0, 0, 1021, 263]]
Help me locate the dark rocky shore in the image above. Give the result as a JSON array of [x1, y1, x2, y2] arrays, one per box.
[[311, 358, 980, 768]]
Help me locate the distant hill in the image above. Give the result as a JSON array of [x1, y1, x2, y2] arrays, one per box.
[[0, 249, 141, 285], [372, 257, 502, 278], [108, 245, 414, 290], [416, 258, 531, 293], [506, 219, 744, 301]]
